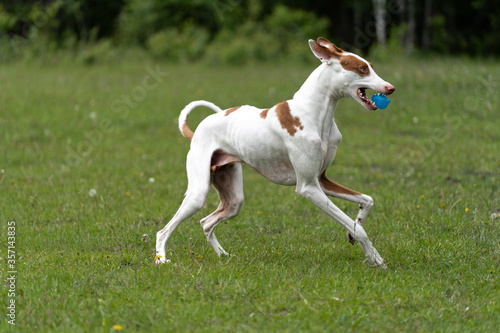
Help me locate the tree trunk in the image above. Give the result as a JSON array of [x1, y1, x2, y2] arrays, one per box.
[[407, 0, 416, 53], [422, 0, 432, 51], [373, 0, 387, 47], [354, 0, 362, 30]]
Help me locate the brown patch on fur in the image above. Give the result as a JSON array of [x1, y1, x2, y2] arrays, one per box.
[[210, 149, 242, 173], [224, 106, 241, 116], [181, 121, 194, 140], [320, 171, 362, 196], [340, 55, 370, 76], [260, 108, 269, 119], [275, 101, 303, 136]]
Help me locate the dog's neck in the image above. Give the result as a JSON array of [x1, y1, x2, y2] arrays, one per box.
[[292, 63, 342, 129]]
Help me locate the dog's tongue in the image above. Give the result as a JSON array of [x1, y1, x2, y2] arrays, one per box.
[[371, 93, 390, 109]]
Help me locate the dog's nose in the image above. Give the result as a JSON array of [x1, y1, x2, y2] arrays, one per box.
[[385, 84, 395, 95]]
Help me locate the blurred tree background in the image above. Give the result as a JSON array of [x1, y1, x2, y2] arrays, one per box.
[[1, 0, 499, 63]]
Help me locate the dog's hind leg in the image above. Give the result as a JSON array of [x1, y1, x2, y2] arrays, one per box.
[[155, 150, 212, 264], [200, 163, 244, 256], [319, 172, 374, 245]]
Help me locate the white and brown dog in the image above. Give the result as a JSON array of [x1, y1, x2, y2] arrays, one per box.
[[156, 37, 395, 267]]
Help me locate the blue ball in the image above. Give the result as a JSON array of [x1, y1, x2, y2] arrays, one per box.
[[371, 93, 390, 109]]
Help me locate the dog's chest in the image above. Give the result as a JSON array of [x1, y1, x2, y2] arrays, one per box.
[[326, 121, 342, 147]]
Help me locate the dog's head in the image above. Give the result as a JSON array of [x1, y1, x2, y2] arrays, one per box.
[[309, 37, 395, 110]]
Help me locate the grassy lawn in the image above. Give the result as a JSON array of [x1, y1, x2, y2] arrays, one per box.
[[1, 55, 499, 332]]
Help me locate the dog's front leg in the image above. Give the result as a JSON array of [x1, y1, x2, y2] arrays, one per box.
[[289, 141, 385, 268], [296, 180, 385, 267], [319, 172, 374, 244]]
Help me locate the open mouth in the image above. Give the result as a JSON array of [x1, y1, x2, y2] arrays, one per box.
[[356, 88, 377, 110]]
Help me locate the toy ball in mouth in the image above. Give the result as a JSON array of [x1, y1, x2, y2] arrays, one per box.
[[371, 93, 390, 109]]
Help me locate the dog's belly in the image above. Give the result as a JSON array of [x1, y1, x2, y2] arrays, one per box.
[[230, 131, 298, 185], [247, 157, 297, 186]]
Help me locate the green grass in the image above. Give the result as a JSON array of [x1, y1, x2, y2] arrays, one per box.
[[1, 55, 499, 332]]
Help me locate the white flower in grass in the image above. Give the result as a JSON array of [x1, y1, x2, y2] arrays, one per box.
[[89, 112, 97, 120], [89, 189, 97, 197], [149, 177, 155, 184]]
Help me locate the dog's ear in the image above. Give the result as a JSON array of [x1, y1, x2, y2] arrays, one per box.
[[309, 39, 333, 63], [316, 37, 344, 59]]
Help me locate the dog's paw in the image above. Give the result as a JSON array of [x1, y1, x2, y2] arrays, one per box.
[[366, 251, 386, 269], [378, 263, 388, 270], [155, 255, 171, 265]]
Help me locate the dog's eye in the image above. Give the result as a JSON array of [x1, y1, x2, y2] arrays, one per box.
[[359, 66, 369, 75]]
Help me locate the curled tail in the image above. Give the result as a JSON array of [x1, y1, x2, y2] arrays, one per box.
[[179, 100, 223, 140]]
